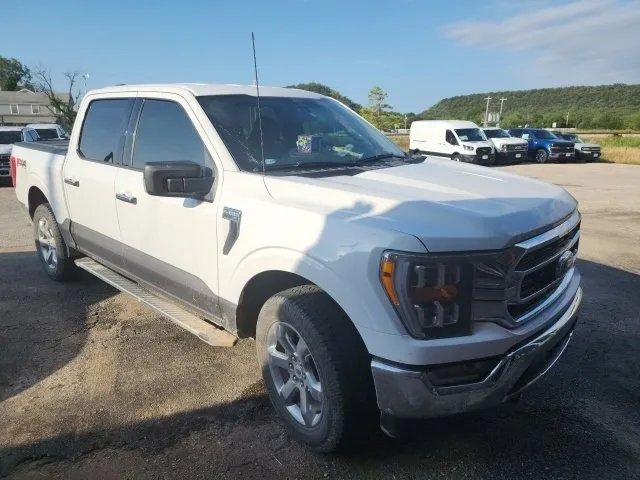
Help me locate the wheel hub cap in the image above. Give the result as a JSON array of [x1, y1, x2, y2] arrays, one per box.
[[266, 322, 323, 428], [37, 218, 57, 269]]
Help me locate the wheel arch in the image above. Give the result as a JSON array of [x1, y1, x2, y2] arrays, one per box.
[[28, 186, 49, 219], [228, 249, 368, 341]]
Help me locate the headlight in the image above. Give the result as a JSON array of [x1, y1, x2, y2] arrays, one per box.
[[463, 145, 474, 151], [380, 251, 475, 339], [501, 144, 508, 151]]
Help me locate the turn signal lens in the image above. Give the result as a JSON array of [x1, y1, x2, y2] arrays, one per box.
[[380, 257, 400, 306]]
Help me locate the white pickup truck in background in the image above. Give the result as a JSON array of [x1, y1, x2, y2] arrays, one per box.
[[10, 83, 583, 453]]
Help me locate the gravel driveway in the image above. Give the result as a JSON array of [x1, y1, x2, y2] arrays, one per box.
[[1, 163, 639, 479]]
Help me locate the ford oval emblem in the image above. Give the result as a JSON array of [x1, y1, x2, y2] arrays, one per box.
[[556, 251, 576, 279]]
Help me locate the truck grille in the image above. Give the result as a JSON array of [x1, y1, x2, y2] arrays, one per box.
[[472, 211, 581, 327], [551, 143, 574, 153], [0, 154, 9, 168], [476, 147, 492, 156], [508, 217, 580, 320], [507, 144, 527, 152]]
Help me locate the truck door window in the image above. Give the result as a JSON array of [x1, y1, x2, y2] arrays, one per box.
[[445, 130, 458, 145], [132, 99, 209, 170], [79, 98, 134, 164]]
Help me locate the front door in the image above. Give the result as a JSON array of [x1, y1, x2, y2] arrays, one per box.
[[62, 96, 135, 268], [114, 96, 221, 319]]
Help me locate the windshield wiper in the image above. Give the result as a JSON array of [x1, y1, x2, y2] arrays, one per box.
[[354, 153, 407, 166], [259, 160, 355, 172]]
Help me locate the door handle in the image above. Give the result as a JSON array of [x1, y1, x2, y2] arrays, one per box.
[[116, 192, 137, 205], [64, 177, 79, 187]]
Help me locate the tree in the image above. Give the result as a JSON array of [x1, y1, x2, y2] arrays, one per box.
[[368, 86, 392, 115], [501, 112, 526, 128], [286, 82, 361, 112], [0, 56, 32, 91], [32, 67, 84, 130]]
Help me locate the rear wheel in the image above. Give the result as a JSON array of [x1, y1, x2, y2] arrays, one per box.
[[535, 149, 548, 163], [33, 203, 77, 281], [256, 285, 376, 453]]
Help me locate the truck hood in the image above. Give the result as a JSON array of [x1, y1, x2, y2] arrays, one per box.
[[576, 142, 599, 149], [264, 158, 577, 252], [489, 137, 527, 147], [0, 144, 13, 155]]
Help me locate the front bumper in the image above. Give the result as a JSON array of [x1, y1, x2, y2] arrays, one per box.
[[577, 150, 601, 160], [462, 153, 495, 165], [495, 150, 526, 163], [371, 286, 582, 419], [549, 152, 575, 160]]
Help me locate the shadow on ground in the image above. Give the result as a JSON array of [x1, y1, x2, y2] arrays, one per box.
[[0, 251, 116, 402], [0, 258, 638, 479]]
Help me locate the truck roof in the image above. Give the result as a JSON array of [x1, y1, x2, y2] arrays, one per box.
[[411, 120, 481, 128], [27, 123, 63, 129], [0, 126, 29, 132], [89, 83, 324, 99]]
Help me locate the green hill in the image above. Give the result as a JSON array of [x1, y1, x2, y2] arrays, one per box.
[[420, 84, 640, 130]]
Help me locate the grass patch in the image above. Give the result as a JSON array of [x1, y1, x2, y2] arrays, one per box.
[[582, 136, 640, 148], [388, 134, 409, 151]]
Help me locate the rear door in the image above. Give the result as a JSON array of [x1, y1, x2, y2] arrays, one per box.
[[114, 94, 221, 319], [62, 94, 136, 268]]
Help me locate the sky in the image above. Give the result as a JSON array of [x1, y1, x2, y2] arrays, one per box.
[[4, 0, 640, 113]]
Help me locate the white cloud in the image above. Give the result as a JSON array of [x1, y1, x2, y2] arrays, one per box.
[[442, 0, 640, 84]]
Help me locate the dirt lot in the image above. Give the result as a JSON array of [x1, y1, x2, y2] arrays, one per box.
[[1, 163, 639, 480]]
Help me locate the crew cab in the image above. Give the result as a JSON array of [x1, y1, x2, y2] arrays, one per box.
[[552, 132, 601, 162], [508, 128, 575, 163], [11, 84, 583, 453], [482, 127, 528, 164], [1, 126, 39, 180]]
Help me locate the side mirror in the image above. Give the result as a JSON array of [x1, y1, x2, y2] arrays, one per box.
[[143, 161, 214, 198]]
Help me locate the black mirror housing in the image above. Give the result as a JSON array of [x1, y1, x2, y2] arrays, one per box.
[[143, 161, 214, 198]]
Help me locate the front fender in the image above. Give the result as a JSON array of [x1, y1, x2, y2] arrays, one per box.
[[224, 246, 405, 338]]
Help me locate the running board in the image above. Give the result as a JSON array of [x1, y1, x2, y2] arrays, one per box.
[[75, 257, 237, 347]]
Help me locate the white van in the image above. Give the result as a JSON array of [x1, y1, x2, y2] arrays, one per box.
[[410, 120, 495, 164]]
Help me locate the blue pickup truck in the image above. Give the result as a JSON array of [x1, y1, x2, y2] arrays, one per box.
[[508, 128, 575, 163]]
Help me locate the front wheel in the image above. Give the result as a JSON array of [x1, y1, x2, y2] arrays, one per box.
[[256, 285, 376, 453], [452, 153, 462, 162], [535, 149, 549, 163]]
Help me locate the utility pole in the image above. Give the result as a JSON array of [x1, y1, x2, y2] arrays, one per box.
[[404, 114, 407, 129], [483, 96, 492, 127], [566, 111, 570, 128], [499, 97, 507, 120]]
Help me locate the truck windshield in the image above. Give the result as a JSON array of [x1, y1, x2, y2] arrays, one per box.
[[484, 129, 510, 139], [197, 95, 405, 172], [533, 129, 558, 139], [454, 128, 486, 142], [562, 134, 582, 143], [0, 131, 22, 144], [35, 129, 59, 140]]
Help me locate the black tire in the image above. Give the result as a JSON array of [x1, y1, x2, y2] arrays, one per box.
[[452, 153, 462, 162], [535, 148, 548, 164], [33, 203, 77, 281], [256, 285, 377, 453]]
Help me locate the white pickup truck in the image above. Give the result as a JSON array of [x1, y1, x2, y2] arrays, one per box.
[[10, 83, 583, 453]]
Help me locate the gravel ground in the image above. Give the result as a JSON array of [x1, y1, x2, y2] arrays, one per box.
[[0, 163, 639, 480]]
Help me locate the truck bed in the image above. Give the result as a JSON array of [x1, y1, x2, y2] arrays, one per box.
[[16, 140, 70, 156], [12, 140, 70, 225]]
